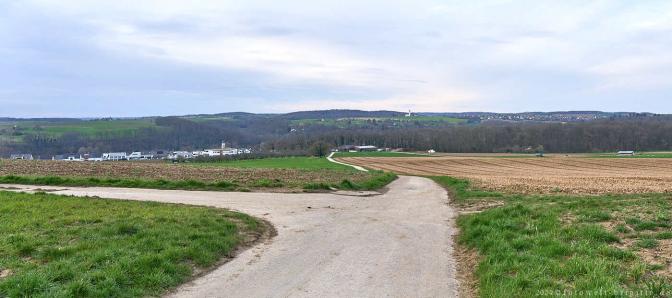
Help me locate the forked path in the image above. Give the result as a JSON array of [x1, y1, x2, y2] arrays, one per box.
[[2, 176, 459, 297]]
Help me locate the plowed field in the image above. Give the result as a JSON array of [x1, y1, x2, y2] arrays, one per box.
[[339, 157, 672, 194]]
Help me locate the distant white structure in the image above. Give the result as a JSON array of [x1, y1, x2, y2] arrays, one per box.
[[406, 109, 413, 117], [202, 141, 251, 157], [428, 149, 436, 154], [10, 154, 33, 160], [53, 154, 82, 161], [618, 150, 635, 156], [102, 152, 127, 161], [127, 152, 154, 160], [168, 151, 194, 160], [354, 145, 378, 152]]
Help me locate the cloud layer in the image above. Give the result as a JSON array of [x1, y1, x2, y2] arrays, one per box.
[[1, 0, 671, 117]]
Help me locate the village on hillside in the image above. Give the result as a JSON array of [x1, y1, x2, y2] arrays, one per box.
[[7, 142, 253, 161], [6, 142, 397, 161]]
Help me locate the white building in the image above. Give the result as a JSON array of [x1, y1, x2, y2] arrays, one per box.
[[102, 152, 127, 161], [10, 154, 33, 160], [618, 151, 635, 156], [203, 142, 251, 157], [354, 145, 378, 152], [127, 152, 154, 160], [168, 151, 194, 160], [53, 154, 82, 161]]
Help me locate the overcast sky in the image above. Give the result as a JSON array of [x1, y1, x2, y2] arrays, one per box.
[[1, 0, 671, 117]]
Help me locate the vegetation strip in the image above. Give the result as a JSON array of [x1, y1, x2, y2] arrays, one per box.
[[0, 191, 263, 297], [432, 176, 672, 297], [0, 158, 398, 192], [0, 172, 397, 193]]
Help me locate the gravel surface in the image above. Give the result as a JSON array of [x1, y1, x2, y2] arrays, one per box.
[[1, 176, 459, 298]]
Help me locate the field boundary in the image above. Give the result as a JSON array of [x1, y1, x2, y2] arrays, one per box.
[[327, 152, 368, 171]]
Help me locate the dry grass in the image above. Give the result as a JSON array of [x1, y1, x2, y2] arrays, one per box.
[[341, 156, 672, 194]]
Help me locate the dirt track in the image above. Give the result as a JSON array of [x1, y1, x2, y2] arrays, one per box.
[[1, 176, 459, 297]]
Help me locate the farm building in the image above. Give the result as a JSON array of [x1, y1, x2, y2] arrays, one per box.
[[127, 152, 154, 160], [102, 152, 128, 161], [355, 145, 378, 152], [618, 151, 635, 156], [53, 154, 82, 161], [9, 154, 34, 160], [201, 142, 252, 157], [168, 151, 194, 160]]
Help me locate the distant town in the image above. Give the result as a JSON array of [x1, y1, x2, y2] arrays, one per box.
[[8, 142, 253, 161], [6, 142, 394, 161]]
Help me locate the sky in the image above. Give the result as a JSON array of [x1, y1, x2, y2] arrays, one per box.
[[1, 0, 671, 117]]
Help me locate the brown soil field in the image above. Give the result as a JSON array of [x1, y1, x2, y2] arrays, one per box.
[[339, 156, 672, 194], [0, 160, 372, 191]]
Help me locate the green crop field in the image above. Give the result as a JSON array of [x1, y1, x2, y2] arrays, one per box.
[[0, 191, 261, 297]]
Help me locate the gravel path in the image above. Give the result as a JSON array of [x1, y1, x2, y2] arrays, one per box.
[[1, 176, 459, 297]]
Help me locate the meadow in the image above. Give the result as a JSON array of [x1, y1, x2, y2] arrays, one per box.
[[0, 191, 262, 297], [0, 119, 157, 139]]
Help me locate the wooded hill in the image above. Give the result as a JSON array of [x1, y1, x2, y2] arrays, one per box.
[[0, 110, 667, 156]]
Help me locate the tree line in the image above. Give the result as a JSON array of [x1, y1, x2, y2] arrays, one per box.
[[264, 118, 672, 153], [4, 117, 672, 156]]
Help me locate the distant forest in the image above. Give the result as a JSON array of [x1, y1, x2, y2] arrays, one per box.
[[1, 110, 670, 156]]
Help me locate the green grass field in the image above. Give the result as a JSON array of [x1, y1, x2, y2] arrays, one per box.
[[0, 119, 157, 139], [193, 157, 352, 170], [0, 191, 261, 297], [432, 176, 672, 296]]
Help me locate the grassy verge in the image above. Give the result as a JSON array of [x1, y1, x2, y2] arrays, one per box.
[[0, 191, 261, 297], [432, 176, 672, 297], [0, 175, 240, 191], [304, 171, 397, 191]]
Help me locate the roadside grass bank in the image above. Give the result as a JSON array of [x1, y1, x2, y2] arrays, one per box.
[[0, 171, 396, 192], [0, 191, 263, 297], [431, 176, 672, 297]]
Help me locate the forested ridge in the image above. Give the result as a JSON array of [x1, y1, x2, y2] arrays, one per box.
[[1, 110, 669, 156]]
